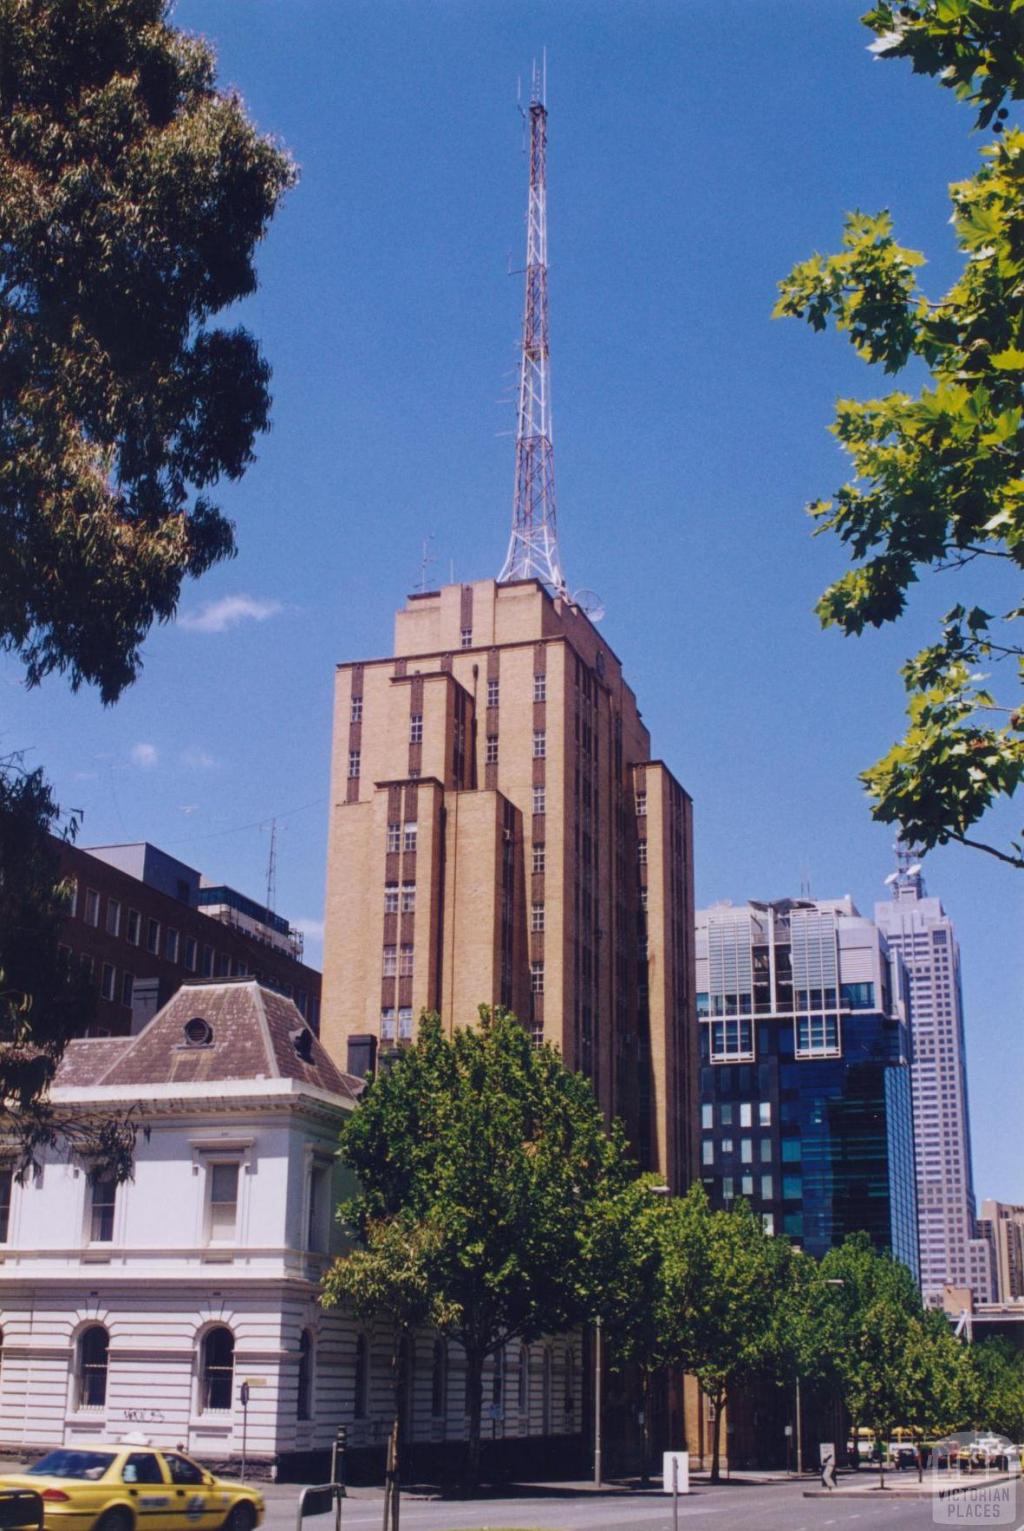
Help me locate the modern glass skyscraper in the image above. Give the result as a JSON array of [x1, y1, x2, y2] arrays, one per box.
[[696, 896, 920, 1277], [875, 851, 985, 1303]]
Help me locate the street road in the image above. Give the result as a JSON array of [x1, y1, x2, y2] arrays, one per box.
[[261, 1478, 986, 1531]]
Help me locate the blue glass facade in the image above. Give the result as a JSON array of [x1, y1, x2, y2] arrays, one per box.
[[699, 1010, 919, 1278]]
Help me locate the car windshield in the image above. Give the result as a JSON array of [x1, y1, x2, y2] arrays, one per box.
[[26, 1451, 116, 1481]]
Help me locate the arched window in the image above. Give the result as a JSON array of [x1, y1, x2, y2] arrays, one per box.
[[297, 1331, 313, 1421], [77, 1325, 109, 1409], [200, 1326, 234, 1412], [431, 1340, 447, 1419], [517, 1345, 529, 1415], [354, 1334, 368, 1419]]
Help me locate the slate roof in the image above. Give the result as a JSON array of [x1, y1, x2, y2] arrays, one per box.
[[54, 980, 361, 1103]]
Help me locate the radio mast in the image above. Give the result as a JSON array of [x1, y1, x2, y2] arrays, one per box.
[[498, 57, 567, 597]]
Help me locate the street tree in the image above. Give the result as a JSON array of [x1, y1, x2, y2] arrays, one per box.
[[336, 1008, 637, 1492], [775, 0, 1024, 869], [966, 1336, 1024, 1442], [672, 1189, 790, 1483], [322, 1217, 456, 1531], [0, 0, 295, 701], [591, 1179, 700, 1482], [0, 0, 293, 1129]]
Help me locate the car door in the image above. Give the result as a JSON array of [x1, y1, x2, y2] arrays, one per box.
[[120, 1452, 174, 1531], [159, 1452, 218, 1531]]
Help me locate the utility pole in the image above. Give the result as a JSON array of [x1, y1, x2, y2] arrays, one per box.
[[498, 54, 567, 598]]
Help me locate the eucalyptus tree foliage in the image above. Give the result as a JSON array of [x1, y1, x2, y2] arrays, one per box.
[[0, 0, 295, 701], [776, 0, 1024, 868], [336, 1008, 637, 1491]]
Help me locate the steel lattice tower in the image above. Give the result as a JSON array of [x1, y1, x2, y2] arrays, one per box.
[[498, 63, 567, 597]]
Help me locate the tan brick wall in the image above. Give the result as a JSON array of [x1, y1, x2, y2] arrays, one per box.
[[322, 579, 695, 1188]]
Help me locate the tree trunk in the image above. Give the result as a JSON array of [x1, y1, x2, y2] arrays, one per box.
[[382, 1330, 401, 1531], [877, 1435, 886, 1491], [710, 1390, 725, 1484], [462, 1343, 485, 1494], [640, 1370, 651, 1489]]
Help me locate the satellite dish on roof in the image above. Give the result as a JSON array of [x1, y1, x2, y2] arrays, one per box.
[[908, 864, 923, 877], [884, 872, 899, 886], [571, 588, 605, 623]]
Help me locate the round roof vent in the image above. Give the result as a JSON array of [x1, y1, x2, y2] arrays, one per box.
[[184, 1016, 213, 1047]]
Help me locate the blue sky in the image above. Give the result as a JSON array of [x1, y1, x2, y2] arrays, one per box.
[[4, 1, 1021, 1201]]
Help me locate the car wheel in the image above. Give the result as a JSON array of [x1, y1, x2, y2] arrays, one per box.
[[224, 1503, 255, 1531], [96, 1509, 134, 1531]]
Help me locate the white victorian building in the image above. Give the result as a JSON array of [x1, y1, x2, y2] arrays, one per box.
[[0, 980, 582, 1480]]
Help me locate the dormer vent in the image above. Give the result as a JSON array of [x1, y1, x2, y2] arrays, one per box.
[[183, 1016, 213, 1048], [291, 1027, 314, 1063]]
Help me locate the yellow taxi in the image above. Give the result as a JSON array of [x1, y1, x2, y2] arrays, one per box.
[[0, 1442, 264, 1531]]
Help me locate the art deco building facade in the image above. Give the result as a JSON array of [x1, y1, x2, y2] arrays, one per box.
[[321, 577, 696, 1191], [696, 895, 920, 1275], [874, 856, 986, 1303]]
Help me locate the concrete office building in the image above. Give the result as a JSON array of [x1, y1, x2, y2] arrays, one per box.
[[56, 840, 321, 1038], [874, 851, 986, 1303], [321, 577, 697, 1191], [696, 895, 920, 1276], [978, 1201, 1024, 1304]]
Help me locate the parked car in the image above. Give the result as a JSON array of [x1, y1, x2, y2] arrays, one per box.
[[0, 1444, 264, 1531]]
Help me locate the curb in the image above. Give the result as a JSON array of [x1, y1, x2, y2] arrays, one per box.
[[804, 1472, 1016, 1501]]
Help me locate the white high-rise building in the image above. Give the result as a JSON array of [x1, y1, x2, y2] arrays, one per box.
[[875, 849, 987, 1303]]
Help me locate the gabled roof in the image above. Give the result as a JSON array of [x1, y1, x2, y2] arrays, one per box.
[[54, 980, 361, 1103]]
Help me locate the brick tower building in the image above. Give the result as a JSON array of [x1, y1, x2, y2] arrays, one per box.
[[321, 576, 696, 1191]]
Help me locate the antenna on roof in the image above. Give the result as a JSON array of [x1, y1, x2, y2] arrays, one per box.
[[265, 818, 277, 918]]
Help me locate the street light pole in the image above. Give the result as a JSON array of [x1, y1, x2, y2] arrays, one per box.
[[795, 1374, 802, 1476], [593, 1315, 603, 1487]]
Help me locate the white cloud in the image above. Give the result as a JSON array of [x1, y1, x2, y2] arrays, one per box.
[[129, 742, 158, 769], [293, 918, 324, 943], [178, 594, 283, 635], [180, 746, 220, 771]]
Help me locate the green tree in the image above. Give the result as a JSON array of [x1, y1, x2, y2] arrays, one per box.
[[0, 0, 292, 1128], [775, 1, 1024, 868], [966, 1336, 1024, 1441], [591, 1179, 698, 1483], [336, 1008, 637, 1491], [672, 1189, 790, 1483], [322, 1217, 456, 1531], [0, 0, 295, 701]]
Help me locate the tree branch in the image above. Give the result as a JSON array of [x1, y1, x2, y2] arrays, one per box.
[[947, 833, 1024, 870]]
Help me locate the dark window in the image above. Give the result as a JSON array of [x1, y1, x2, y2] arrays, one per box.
[[90, 1175, 116, 1242], [200, 1326, 234, 1412], [0, 1170, 10, 1242], [164, 1454, 204, 1486], [431, 1340, 447, 1418], [354, 1334, 368, 1418], [145, 918, 159, 955], [122, 1454, 164, 1486], [77, 1326, 109, 1408], [297, 1331, 313, 1421]]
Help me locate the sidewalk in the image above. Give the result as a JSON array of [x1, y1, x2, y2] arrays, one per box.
[[804, 1468, 1019, 1500]]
